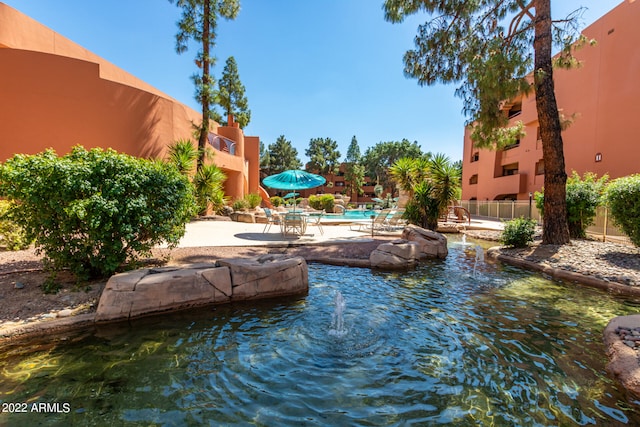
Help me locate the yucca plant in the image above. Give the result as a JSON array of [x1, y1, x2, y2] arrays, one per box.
[[193, 163, 227, 215], [167, 139, 199, 177]]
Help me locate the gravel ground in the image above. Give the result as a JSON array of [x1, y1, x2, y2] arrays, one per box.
[[1, 235, 639, 329]]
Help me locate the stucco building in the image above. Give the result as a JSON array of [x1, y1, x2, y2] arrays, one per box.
[[461, 0, 640, 201], [0, 2, 261, 201]]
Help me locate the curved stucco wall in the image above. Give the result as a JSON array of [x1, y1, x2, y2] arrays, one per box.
[[0, 2, 260, 201], [0, 48, 199, 161]]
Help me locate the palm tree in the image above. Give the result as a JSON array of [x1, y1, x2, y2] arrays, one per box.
[[390, 153, 461, 230], [405, 180, 440, 230], [428, 153, 461, 218], [389, 156, 431, 197]]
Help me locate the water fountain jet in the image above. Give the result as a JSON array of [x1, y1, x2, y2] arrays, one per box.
[[473, 244, 484, 277], [329, 290, 347, 337]]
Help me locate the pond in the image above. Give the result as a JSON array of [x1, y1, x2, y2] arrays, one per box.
[[1, 236, 640, 425]]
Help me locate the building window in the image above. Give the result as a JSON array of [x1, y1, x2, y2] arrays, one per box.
[[502, 163, 519, 176], [507, 102, 522, 119], [469, 174, 478, 185], [535, 159, 545, 175], [470, 152, 479, 162]]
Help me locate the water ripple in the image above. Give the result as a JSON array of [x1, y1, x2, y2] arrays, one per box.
[[1, 257, 640, 425]]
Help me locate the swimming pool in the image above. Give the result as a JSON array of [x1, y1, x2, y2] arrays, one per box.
[[1, 236, 639, 425], [322, 209, 378, 221]]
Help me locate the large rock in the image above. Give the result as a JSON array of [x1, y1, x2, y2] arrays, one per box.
[[401, 224, 448, 259], [604, 315, 640, 399], [217, 254, 308, 300], [370, 239, 420, 270], [230, 212, 256, 223], [95, 255, 308, 322]]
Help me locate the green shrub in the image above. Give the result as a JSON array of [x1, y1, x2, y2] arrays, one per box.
[[606, 174, 640, 246], [244, 192, 262, 209], [308, 195, 322, 210], [501, 217, 537, 248], [534, 171, 608, 238], [232, 199, 249, 211], [319, 194, 335, 212], [270, 196, 283, 207], [0, 146, 196, 280], [0, 200, 31, 250]]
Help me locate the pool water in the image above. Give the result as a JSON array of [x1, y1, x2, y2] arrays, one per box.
[[2, 236, 640, 425], [323, 209, 378, 221]]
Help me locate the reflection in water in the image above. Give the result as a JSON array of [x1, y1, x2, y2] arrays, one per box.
[[1, 235, 640, 425]]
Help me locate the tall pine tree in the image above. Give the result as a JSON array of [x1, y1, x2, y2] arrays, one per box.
[[218, 56, 251, 128], [384, 0, 580, 244], [170, 0, 240, 171]]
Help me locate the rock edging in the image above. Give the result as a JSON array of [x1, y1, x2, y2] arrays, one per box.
[[486, 247, 640, 296]]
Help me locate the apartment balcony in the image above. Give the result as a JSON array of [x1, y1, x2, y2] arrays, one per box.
[[492, 173, 527, 198], [208, 134, 237, 156]]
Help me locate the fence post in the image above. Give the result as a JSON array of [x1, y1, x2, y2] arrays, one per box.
[[603, 206, 608, 242]]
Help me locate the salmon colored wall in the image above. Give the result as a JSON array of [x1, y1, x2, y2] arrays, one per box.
[[462, 0, 640, 201], [0, 2, 260, 202], [244, 136, 261, 193], [0, 48, 196, 161]]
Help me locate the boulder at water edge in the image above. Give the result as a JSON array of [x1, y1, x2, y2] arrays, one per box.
[[401, 224, 448, 259], [95, 255, 308, 322], [604, 314, 640, 399], [370, 239, 420, 270]]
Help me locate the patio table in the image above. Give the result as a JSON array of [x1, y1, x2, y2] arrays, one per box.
[[281, 212, 308, 237]]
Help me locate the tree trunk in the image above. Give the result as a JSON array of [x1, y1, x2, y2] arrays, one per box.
[[197, 0, 212, 172], [533, 0, 570, 245]]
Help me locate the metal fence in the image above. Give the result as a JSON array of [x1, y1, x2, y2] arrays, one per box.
[[458, 200, 631, 244]]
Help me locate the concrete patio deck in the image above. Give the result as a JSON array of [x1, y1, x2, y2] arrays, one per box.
[[171, 217, 504, 248]]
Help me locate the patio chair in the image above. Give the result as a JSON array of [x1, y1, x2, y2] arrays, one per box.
[[387, 210, 408, 230], [305, 211, 324, 235], [351, 209, 392, 233], [263, 208, 282, 233]]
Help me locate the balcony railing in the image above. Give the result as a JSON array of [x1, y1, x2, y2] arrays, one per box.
[[207, 134, 236, 155]]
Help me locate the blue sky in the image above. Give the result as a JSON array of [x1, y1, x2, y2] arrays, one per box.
[[6, 0, 623, 163]]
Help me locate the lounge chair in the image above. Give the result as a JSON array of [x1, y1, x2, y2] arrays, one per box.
[[350, 209, 392, 233], [305, 211, 324, 235], [262, 208, 282, 233], [387, 210, 407, 230]]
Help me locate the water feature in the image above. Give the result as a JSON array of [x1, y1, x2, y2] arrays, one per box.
[[2, 235, 640, 425], [328, 290, 347, 338], [474, 244, 485, 277]]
